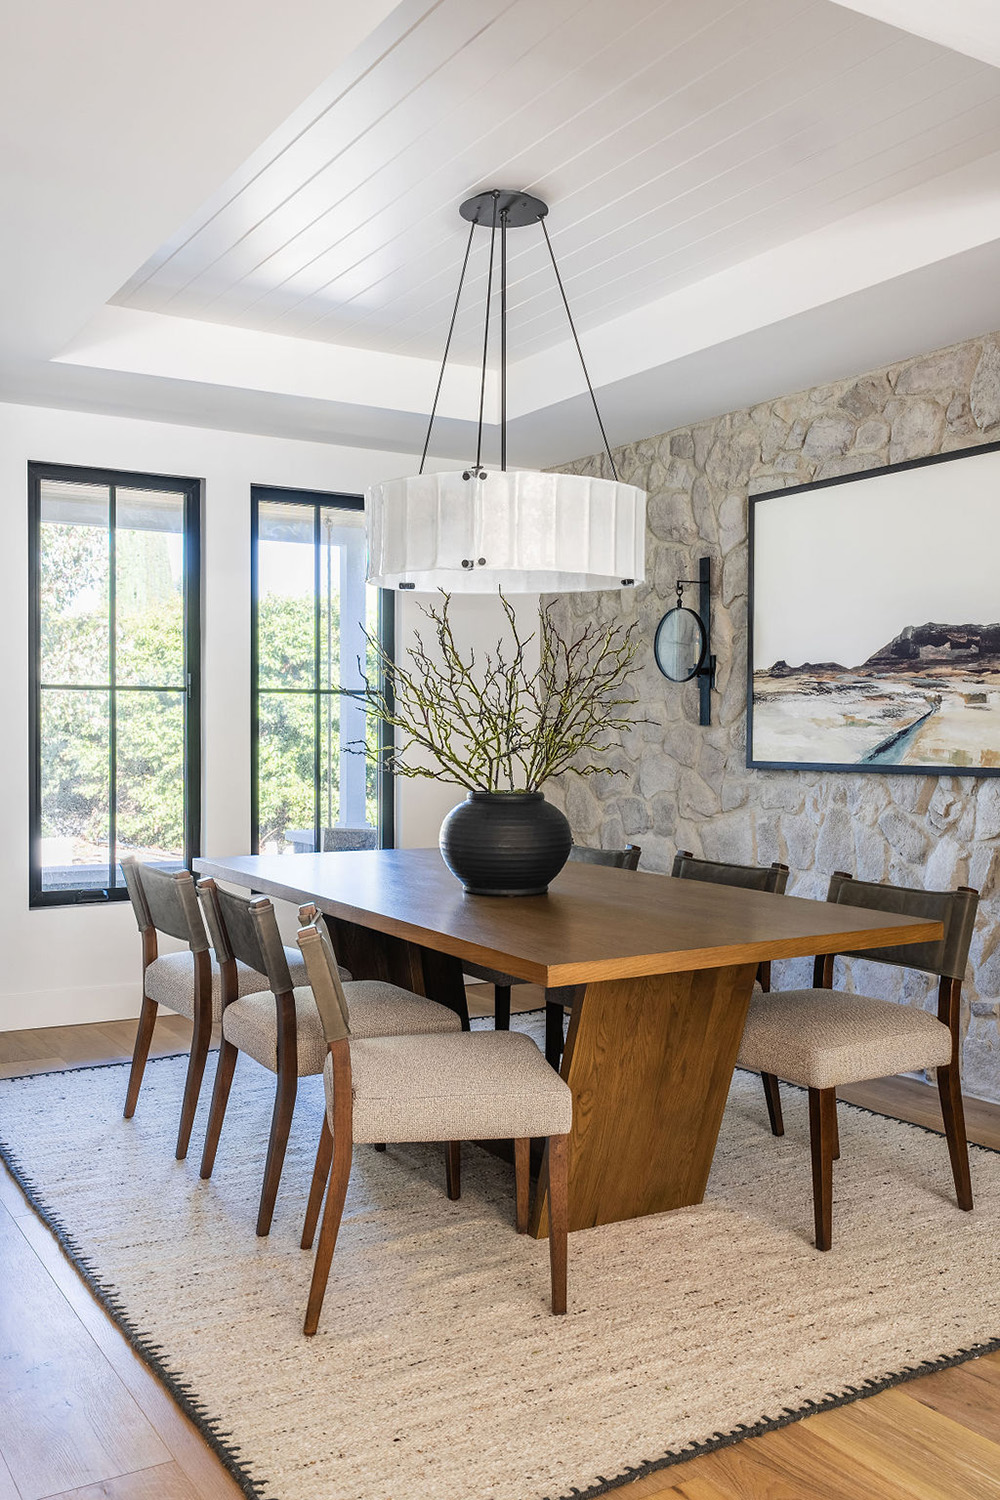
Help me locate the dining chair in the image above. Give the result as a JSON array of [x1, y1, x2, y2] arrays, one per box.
[[736, 872, 979, 1250], [295, 920, 574, 1333], [197, 880, 462, 1235], [467, 843, 642, 1033], [121, 857, 304, 1159], [671, 850, 790, 1133]]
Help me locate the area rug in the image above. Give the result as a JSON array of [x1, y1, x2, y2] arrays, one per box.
[[2, 1016, 1000, 1500]]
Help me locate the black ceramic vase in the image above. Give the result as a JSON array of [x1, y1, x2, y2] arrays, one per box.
[[439, 790, 572, 896]]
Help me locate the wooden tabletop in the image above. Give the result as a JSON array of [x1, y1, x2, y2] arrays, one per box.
[[193, 849, 943, 988]]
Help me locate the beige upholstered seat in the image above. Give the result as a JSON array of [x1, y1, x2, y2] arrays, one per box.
[[223, 979, 461, 1076], [145, 950, 310, 1022], [736, 872, 979, 1251], [346, 1029, 573, 1143], [738, 988, 952, 1091], [297, 921, 573, 1331]]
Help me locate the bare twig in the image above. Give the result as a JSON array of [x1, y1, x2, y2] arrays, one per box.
[[348, 590, 648, 792]]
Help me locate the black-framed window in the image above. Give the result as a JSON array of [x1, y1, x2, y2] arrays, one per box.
[[251, 486, 393, 855], [28, 462, 202, 907]]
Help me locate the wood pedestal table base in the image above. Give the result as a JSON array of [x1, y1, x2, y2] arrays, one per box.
[[530, 964, 757, 1237]]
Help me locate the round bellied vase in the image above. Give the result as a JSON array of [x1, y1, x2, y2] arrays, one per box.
[[439, 790, 572, 896]]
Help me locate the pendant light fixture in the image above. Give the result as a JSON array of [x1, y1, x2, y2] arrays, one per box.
[[366, 189, 646, 593]]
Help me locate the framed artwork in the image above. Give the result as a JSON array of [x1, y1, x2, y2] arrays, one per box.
[[747, 440, 1000, 776]]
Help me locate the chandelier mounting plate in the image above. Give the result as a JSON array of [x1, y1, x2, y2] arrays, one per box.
[[459, 189, 548, 228]]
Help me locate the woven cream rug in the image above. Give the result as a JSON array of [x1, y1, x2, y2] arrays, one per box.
[[2, 1015, 1000, 1500]]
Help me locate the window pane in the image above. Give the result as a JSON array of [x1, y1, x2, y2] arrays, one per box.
[[257, 693, 316, 854], [38, 688, 110, 891], [319, 506, 366, 692], [115, 689, 185, 877], [116, 489, 186, 687], [39, 481, 109, 685], [257, 501, 315, 688]]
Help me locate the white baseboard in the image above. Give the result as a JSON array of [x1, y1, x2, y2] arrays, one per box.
[[0, 982, 141, 1034]]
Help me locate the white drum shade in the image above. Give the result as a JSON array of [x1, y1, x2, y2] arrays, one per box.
[[366, 469, 646, 593]]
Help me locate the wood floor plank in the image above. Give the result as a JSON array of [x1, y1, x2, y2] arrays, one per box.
[[13, 1208, 244, 1500], [41, 1460, 204, 1499], [806, 1386, 1000, 1500], [839, 1075, 1000, 1152], [638, 1424, 916, 1500], [0, 1164, 33, 1217], [905, 1355, 1000, 1445], [0, 1450, 21, 1500], [0, 1203, 170, 1500]]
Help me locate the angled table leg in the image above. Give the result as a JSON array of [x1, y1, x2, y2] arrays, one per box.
[[530, 962, 757, 1237]]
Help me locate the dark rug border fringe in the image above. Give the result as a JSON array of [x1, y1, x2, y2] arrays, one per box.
[[2, 1055, 998, 1500]]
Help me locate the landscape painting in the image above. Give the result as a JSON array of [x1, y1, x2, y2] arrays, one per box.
[[747, 443, 1000, 775]]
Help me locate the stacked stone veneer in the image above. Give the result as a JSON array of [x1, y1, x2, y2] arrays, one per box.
[[545, 331, 1000, 1101]]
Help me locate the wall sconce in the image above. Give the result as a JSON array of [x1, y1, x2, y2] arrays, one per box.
[[653, 555, 716, 726]]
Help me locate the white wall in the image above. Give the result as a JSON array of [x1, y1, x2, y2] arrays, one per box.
[[0, 401, 535, 1031]]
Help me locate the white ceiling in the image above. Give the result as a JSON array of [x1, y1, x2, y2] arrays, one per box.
[[3, 0, 1000, 467]]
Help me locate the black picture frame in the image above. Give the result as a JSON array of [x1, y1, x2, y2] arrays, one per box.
[[746, 439, 1000, 778]]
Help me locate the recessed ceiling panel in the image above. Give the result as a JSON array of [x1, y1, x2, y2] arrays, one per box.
[[113, 0, 1000, 363]]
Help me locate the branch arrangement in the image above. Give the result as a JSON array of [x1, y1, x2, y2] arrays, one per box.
[[354, 592, 645, 793]]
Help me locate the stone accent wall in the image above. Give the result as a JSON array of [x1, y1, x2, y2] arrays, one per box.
[[546, 331, 1000, 1101]]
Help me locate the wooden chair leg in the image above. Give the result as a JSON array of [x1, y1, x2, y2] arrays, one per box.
[[544, 999, 565, 1069], [761, 1072, 784, 1136], [256, 1066, 297, 1237], [200, 1038, 238, 1179], [123, 994, 158, 1119], [175, 1002, 213, 1160], [514, 1137, 530, 1233], [808, 1087, 836, 1251], [494, 985, 512, 1030], [548, 1134, 568, 1315], [831, 1097, 840, 1162], [303, 1122, 352, 1336], [445, 1140, 461, 1200], [301, 1115, 333, 1250], [937, 1062, 973, 1211]]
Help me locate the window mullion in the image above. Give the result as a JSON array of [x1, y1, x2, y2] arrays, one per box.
[[313, 503, 321, 856], [108, 483, 117, 893]]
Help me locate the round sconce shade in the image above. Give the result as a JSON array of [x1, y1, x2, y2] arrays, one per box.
[[366, 468, 646, 593]]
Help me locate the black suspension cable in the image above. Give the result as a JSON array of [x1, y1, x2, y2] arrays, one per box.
[[474, 193, 499, 473], [418, 217, 476, 475], [500, 209, 507, 472], [539, 217, 619, 482]]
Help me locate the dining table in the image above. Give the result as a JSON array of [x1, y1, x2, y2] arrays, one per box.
[[193, 848, 943, 1239]]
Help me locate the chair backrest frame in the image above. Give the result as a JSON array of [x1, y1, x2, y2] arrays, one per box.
[[198, 879, 294, 998], [671, 851, 789, 991], [814, 872, 979, 1048], [297, 923, 352, 1044], [568, 843, 641, 870], [121, 857, 209, 968], [671, 850, 789, 895]]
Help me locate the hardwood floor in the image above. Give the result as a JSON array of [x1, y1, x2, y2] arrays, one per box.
[[2, 1000, 1000, 1500]]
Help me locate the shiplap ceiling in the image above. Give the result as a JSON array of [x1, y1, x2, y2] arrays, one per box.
[[4, 0, 1000, 461], [114, 0, 1000, 364]]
